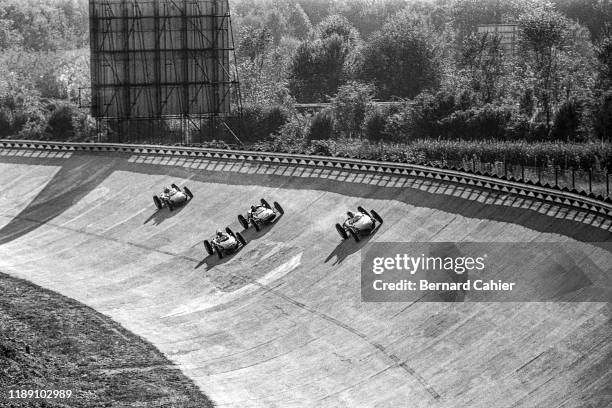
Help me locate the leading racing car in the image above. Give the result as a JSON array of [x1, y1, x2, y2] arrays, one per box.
[[335, 206, 383, 242], [203, 227, 247, 259], [153, 183, 193, 211], [237, 198, 284, 232]]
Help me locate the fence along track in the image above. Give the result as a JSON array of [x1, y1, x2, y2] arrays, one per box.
[[1, 139, 610, 218]]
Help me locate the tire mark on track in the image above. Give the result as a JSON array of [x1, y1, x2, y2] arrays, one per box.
[[1, 211, 442, 401], [239, 275, 442, 400]]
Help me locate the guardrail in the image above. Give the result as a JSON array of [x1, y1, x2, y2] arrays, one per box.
[[1, 139, 610, 217]]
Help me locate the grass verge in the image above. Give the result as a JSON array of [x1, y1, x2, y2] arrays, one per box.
[[0, 272, 214, 407]]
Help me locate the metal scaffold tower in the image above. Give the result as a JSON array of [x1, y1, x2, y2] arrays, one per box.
[[87, 0, 242, 144]]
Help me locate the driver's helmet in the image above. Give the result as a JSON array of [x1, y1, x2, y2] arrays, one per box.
[[251, 205, 256, 212], [216, 229, 223, 237], [163, 187, 170, 194]]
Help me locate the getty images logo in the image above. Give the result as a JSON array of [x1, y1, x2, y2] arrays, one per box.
[[371, 253, 487, 275]]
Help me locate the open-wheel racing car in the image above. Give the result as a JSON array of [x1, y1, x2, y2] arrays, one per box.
[[203, 227, 247, 259], [237, 198, 284, 232], [335, 206, 383, 242], [153, 183, 193, 211]]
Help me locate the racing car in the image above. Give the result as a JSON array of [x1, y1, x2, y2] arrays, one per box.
[[335, 206, 383, 242], [153, 183, 193, 211], [203, 227, 247, 259], [237, 198, 284, 232]]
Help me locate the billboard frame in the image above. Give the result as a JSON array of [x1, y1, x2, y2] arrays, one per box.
[[88, 0, 242, 144]]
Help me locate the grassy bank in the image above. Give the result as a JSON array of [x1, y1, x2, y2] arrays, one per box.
[[0, 273, 213, 407]]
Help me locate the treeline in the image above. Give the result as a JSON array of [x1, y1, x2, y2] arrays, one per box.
[[0, 0, 90, 140], [0, 0, 611, 170], [231, 0, 612, 170]]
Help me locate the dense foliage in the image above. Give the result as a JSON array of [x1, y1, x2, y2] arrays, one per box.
[[0, 0, 610, 171]]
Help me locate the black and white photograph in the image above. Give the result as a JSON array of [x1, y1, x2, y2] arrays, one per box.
[[0, 0, 610, 406]]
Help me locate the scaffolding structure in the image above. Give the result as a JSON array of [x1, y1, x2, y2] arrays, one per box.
[[88, 0, 242, 144]]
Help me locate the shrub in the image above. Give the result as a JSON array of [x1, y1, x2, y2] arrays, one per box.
[[0, 107, 14, 136], [330, 81, 375, 138], [238, 104, 290, 143], [307, 109, 335, 142], [262, 114, 309, 153], [363, 106, 388, 143], [45, 103, 76, 140], [439, 104, 512, 140], [593, 91, 612, 142], [551, 98, 584, 142]]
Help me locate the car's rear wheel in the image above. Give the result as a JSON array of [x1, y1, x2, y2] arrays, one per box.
[[335, 223, 348, 239], [167, 201, 174, 211], [357, 206, 371, 217], [216, 247, 224, 259], [236, 232, 246, 246], [260, 198, 271, 209], [371, 209, 383, 225], [348, 228, 360, 242], [203, 240, 213, 256], [171, 183, 180, 190], [252, 221, 260, 232], [226, 227, 235, 238], [274, 201, 284, 214], [183, 186, 193, 199], [238, 214, 249, 229], [153, 195, 162, 210]]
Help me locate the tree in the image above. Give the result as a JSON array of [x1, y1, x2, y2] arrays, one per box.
[[0, 17, 22, 50], [315, 14, 360, 47], [459, 32, 505, 103], [518, 7, 571, 130], [288, 16, 361, 102], [287, 3, 312, 40], [330, 81, 374, 138], [357, 9, 442, 99], [551, 98, 584, 141], [593, 90, 612, 142], [553, 0, 612, 41], [596, 35, 612, 88], [307, 109, 335, 141]]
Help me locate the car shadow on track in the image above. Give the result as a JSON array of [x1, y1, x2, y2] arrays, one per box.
[[143, 202, 188, 226], [325, 231, 376, 266], [194, 241, 246, 269], [236, 215, 284, 243]]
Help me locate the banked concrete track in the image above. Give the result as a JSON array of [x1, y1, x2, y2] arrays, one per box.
[[0, 143, 610, 407]]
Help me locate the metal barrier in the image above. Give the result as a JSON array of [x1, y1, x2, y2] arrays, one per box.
[[1, 139, 610, 217]]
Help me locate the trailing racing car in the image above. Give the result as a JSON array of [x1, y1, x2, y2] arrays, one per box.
[[203, 227, 247, 259], [237, 198, 284, 232], [335, 206, 383, 242], [153, 183, 193, 211]]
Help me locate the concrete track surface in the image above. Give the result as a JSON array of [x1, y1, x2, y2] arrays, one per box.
[[0, 148, 610, 408]]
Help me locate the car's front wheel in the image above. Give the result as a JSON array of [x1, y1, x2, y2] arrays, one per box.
[[357, 206, 371, 217], [236, 232, 246, 246], [348, 228, 360, 242], [203, 240, 213, 255], [371, 209, 383, 225], [153, 195, 162, 210], [335, 223, 348, 240], [274, 201, 284, 215], [238, 214, 249, 229], [183, 186, 193, 199]]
